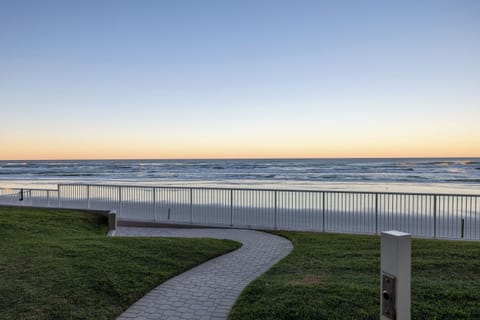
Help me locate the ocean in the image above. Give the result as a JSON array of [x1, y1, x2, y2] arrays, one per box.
[[1, 158, 479, 194]]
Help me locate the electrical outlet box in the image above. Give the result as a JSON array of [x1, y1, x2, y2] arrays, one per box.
[[382, 273, 396, 319]]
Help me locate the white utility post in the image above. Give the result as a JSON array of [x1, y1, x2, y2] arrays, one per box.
[[380, 231, 411, 320]]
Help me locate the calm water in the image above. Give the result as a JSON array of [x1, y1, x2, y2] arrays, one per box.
[[1, 158, 480, 194]]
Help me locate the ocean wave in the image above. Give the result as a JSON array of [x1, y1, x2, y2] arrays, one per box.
[[372, 166, 415, 171], [406, 175, 429, 180], [445, 179, 480, 183], [52, 173, 96, 177], [1, 159, 479, 186], [136, 162, 169, 166], [1, 162, 32, 168], [457, 161, 480, 165], [37, 172, 97, 177], [102, 165, 135, 170], [427, 161, 480, 166], [46, 162, 79, 166], [226, 173, 277, 179], [430, 161, 454, 166], [0, 172, 19, 175]]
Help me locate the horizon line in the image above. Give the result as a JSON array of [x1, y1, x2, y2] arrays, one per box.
[[1, 156, 480, 162]]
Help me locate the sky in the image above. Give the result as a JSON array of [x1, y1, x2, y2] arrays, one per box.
[[1, 0, 479, 160]]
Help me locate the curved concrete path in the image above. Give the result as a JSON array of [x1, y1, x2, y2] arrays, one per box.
[[115, 227, 293, 320]]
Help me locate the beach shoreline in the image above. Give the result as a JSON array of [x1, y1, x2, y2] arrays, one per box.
[[1, 179, 479, 195]]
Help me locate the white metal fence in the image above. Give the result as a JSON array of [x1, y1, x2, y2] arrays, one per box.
[[1, 183, 479, 240], [0, 187, 59, 208]]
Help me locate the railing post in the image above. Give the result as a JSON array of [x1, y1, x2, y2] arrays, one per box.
[[19, 188, 24, 204], [274, 190, 278, 230], [190, 188, 193, 224], [87, 185, 91, 209], [375, 193, 379, 235], [153, 187, 157, 221], [433, 195, 437, 238], [230, 189, 234, 226], [58, 185, 61, 207], [47, 190, 50, 207], [118, 186, 122, 217], [322, 192, 326, 232]]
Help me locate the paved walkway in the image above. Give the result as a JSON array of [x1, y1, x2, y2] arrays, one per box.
[[115, 227, 293, 320]]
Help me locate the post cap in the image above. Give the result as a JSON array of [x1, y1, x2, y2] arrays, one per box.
[[381, 230, 411, 238]]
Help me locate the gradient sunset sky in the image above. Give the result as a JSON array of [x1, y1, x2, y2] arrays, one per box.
[[1, 0, 479, 160]]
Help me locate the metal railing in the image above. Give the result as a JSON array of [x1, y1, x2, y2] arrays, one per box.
[[1, 183, 479, 240], [0, 187, 59, 207]]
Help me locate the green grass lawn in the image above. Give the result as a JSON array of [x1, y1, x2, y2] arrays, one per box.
[[229, 232, 480, 320], [0, 206, 240, 320]]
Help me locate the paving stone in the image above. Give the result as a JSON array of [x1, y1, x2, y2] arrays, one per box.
[[115, 227, 293, 320]]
